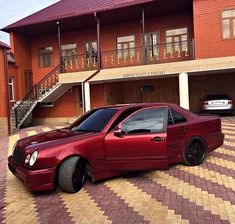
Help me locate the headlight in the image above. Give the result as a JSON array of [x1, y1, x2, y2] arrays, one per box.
[[12, 143, 17, 155], [29, 151, 38, 166], [24, 154, 31, 164]]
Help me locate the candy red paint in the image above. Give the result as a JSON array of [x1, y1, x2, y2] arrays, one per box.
[[8, 103, 224, 192]]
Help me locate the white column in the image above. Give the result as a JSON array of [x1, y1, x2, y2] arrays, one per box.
[[84, 82, 91, 112], [179, 73, 189, 110]]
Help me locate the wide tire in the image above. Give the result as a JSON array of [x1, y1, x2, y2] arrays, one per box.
[[183, 137, 207, 166], [58, 156, 86, 193]]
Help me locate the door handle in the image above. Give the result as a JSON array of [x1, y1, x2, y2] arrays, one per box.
[[151, 136, 166, 142], [179, 127, 188, 132]]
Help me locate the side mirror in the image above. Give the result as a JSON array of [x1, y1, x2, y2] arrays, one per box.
[[113, 127, 124, 137]]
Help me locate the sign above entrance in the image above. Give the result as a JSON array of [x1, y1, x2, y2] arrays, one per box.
[[123, 71, 165, 78]]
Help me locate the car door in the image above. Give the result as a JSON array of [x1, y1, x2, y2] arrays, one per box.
[[167, 108, 191, 164], [105, 106, 169, 171]]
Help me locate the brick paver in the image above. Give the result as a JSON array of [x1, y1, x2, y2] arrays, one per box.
[[0, 119, 235, 224]]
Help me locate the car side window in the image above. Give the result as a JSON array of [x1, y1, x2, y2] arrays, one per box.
[[170, 109, 187, 124], [121, 108, 167, 134], [108, 107, 141, 132]]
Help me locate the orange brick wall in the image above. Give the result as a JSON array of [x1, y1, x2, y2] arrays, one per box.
[[33, 86, 79, 118], [31, 34, 59, 83], [29, 12, 192, 118], [193, 0, 235, 59], [10, 32, 32, 98], [30, 11, 193, 79], [30, 27, 97, 83], [0, 48, 7, 117], [100, 12, 193, 51], [90, 84, 106, 108], [0, 48, 9, 136]]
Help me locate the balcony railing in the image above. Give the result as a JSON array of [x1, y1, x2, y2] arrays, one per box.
[[61, 40, 194, 73], [61, 54, 98, 73]]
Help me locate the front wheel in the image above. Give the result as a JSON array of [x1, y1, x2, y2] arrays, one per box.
[[183, 138, 207, 166], [58, 156, 86, 193]]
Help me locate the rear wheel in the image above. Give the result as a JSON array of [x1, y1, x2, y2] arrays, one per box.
[[183, 138, 206, 166], [58, 156, 86, 193]]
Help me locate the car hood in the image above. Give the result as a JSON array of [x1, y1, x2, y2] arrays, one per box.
[[17, 128, 95, 149]]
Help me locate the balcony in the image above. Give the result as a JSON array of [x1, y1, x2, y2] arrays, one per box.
[[61, 40, 194, 73], [61, 53, 98, 73]]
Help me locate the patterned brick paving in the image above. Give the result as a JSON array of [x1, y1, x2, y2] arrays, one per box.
[[0, 119, 235, 224]]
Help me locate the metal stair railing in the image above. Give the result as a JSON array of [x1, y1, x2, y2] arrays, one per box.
[[14, 85, 38, 129], [37, 65, 60, 100], [14, 65, 60, 130]]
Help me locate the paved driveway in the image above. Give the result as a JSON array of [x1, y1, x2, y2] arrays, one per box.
[[0, 118, 235, 224]]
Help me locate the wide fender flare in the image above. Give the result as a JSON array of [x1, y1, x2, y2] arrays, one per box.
[[56, 147, 93, 172]]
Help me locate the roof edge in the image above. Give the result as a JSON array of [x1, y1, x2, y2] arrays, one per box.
[[2, 0, 62, 32], [0, 41, 10, 49], [2, 0, 154, 33]]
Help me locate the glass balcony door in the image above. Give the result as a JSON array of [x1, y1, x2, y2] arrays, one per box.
[[84, 41, 98, 69], [145, 32, 160, 63]]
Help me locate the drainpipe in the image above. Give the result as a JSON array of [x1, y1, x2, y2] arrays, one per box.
[[3, 48, 11, 135], [82, 12, 101, 113], [142, 8, 146, 64], [192, 38, 195, 60], [57, 21, 62, 72]]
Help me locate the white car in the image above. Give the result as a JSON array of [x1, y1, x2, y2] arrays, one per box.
[[202, 94, 234, 115]]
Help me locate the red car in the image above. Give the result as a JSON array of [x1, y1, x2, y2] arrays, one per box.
[[8, 103, 224, 193]]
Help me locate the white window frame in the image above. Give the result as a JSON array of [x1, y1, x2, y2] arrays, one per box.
[[9, 77, 15, 102], [222, 9, 235, 39]]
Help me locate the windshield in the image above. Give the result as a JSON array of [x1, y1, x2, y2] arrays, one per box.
[[205, 94, 230, 100], [71, 108, 117, 132]]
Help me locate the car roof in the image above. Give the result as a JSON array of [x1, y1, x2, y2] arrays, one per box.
[[97, 102, 197, 120], [98, 102, 176, 110]]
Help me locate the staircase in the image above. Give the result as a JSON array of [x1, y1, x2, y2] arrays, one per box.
[[12, 65, 74, 131]]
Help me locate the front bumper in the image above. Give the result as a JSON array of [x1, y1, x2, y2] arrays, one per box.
[[8, 156, 56, 192]]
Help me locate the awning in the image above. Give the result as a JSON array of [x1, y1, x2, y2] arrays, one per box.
[[59, 70, 96, 84], [89, 56, 235, 83]]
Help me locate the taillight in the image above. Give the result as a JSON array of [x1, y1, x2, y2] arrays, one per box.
[[228, 100, 233, 104], [203, 101, 208, 105]]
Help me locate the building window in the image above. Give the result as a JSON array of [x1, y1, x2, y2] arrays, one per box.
[[222, 9, 235, 39], [39, 47, 53, 67], [84, 41, 97, 67], [117, 35, 135, 59], [9, 77, 15, 101], [166, 28, 188, 54]]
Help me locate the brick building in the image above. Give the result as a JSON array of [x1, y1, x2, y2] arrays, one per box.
[[0, 41, 11, 136], [1, 0, 235, 130]]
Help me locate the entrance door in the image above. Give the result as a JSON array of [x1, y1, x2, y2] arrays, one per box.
[[25, 70, 33, 93], [140, 84, 156, 103], [105, 107, 169, 171]]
